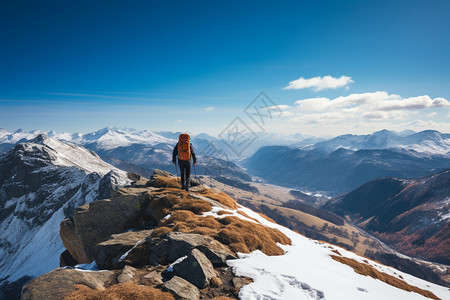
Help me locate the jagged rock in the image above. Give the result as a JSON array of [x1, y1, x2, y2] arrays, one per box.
[[144, 270, 163, 284], [99, 169, 131, 199], [152, 169, 176, 178], [232, 277, 253, 290], [73, 188, 155, 260], [119, 237, 169, 267], [166, 232, 235, 267], [21, 268, 114, 300], [117, 265, 137, 283], [119, 232, 235, 268], [60, 218, 90, 264], [60, 250, 78, 267], [172, 249, 218, 289], [127, 172, 149, 187], [95, 229, 153, 269], [164, 276, 200, 300]]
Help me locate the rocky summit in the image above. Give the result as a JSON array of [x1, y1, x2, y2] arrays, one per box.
[[22, 170, 275, 300]]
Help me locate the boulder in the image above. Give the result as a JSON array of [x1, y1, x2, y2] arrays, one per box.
[[73, 188, 154, 260], [94, 229, 153, 269], [60, 250, 78, 267], [172, 249, 218, 289], [166, 232, 235, 266], [120, 232, 235, 268], [232, 277, 253, 290], [117, 265, 137, 283], [164, 276, 199, 300], [127, 172, 149, 187], [21, 268, 114, 300], [144, 270, 163, 285], [119, 237, 169, 267], [152, 169, 175, 178], [60, 218, 89, 264]]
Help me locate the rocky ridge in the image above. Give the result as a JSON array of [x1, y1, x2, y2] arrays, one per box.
[[22, 170, 275, 299]]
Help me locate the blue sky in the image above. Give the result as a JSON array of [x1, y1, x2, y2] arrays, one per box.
[[1, 0, 449, 136]]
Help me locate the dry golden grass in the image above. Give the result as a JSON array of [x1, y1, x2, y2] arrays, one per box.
[[330, 255, 440, 300], [151, 176, 181, 189], [162, 210, 291, 256], [210, 277, 223, 288], [149, 194, 181, 219], [172, 198, 212, 214], [217, 210, 233, 215], [64, 283, 175, 300], [237, 211, 260, 223], [150, 226, 172, 238], [199, 189, 238, 209], [331, 249, 341, 256]]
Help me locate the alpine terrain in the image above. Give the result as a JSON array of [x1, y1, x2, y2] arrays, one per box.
[[17, 170, 450, 300], [0, 134, 132, 298]]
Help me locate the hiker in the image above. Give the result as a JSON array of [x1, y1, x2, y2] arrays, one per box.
[[172, 133, 196, 191]]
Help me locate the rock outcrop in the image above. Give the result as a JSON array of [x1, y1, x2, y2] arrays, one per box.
[[22, 169, 288, 300], [21, 269, 114, 300], [171, 249, 218, 288]]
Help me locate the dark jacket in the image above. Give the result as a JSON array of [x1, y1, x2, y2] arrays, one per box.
[[172, 142, 196, 164]]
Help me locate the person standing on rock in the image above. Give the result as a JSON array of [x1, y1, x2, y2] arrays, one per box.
[[172, 133, 196, 191]]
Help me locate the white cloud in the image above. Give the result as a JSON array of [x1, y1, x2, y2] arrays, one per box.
[[205, 106, 215, 111], [284, 75, 354, 91], [294, 92, 449, 119], [270, 91, 450, 135]]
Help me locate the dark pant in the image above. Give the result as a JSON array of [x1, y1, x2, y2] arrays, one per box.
[[178, 160, 191, 189]]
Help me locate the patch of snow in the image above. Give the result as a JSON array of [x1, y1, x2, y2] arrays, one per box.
[[225, 207, 450, 300], [74, 261, 99, 271], [166, 255, 188, 272], [118, 239, 145, 263]]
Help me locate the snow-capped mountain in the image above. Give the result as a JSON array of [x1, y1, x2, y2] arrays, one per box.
[[246, 145, 450, 194], [0, 134, 131, 287], [311, 129, 450, 155]]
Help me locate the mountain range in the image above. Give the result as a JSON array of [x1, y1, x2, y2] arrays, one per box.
[[325, 168, 450, 265], [1, 132, 449, 299], [246, 130, 450, 194]]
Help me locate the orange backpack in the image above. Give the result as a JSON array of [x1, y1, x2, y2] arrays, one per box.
[[177, 133, 191, 161]]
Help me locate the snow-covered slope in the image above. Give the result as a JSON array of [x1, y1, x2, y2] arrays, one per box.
[[222, 206, 450, 300], [0, 134, 131, 283]]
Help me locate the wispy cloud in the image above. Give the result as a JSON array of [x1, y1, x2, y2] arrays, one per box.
[[267, 91, 450, 135], [205, 106, 215, 111], [284, 75, 354, 91]]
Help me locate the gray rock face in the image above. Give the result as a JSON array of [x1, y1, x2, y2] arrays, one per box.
[[60, 218, 89, 264], [172, 249, 218, 289], [117, 265, 137, 283], [118, 232, 235, 269], [95, 229, 153, 269], [73, 188, 154, 260], [164, 276, 199, 300], [98, 169, 129, 199], [166, 232, 235, 267], [21, 268, 114, 300]]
